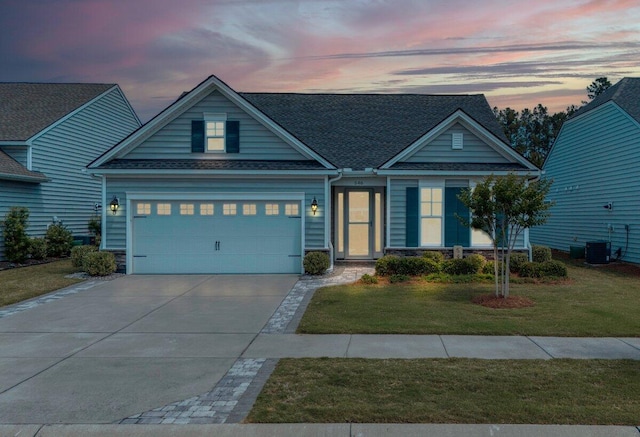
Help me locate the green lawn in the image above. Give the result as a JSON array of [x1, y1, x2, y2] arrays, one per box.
[[0, 260, 83, 307], [247, 358, 640, 424], [298, 261, 640, 336]]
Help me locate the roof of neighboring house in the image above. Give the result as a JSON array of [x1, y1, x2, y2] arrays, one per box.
[[240, 93, 509, 169], [0, 83, 114, 141], [571, 77, 640, 123], [97, 159, 328, 171], [0, 149, 48, 182], [387, 162, 530, 172]]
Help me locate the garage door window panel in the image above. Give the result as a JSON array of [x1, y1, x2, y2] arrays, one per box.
[[180, 204, 194, 215], [223, 203, 237, 215], [157, 203, 171, 215], [285, 203, 299, 216], [243, 204, 257, 215], [200, 203, 214, 215], [266, 203, 279, 215]]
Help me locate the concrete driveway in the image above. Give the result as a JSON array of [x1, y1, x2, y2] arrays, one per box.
[[0, 274, 298, 424]]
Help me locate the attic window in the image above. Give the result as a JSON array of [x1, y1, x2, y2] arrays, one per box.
[[205, 113, 227, 152], [452, 132, 463, 150]]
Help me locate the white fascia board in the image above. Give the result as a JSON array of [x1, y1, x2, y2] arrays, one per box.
[[90, 75, 335, 170], [381, 110, 538, 171], [90, 169, 338, 177], [28, 86, 121, 143]]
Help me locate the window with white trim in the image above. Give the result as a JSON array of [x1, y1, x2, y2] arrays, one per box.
[[205, 113, 227, 152], [420, 187, 443, 246]]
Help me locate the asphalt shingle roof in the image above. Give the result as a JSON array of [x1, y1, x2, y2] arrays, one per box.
[[0, 149, 48, 182], [240, 93, 509, 170], [0, 83, 114, 141], [571, 77, 640, 123], [388, 162, 529, 172]]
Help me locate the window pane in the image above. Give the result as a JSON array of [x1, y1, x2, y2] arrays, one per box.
[[285, 203, 299, 216], [243, 204, 257, 215], [157, 203, 171, 215], [180, 204, 194, 215], [420, 203, 431, 216], [207, 138, 224, 151], [223, 203, 236, 215], [266, 203, 279, 215], [200, 203, 214, 215], [420, 218, 441, 246], [432, 203, 442, 216], [421, 188, 431, 201], [137, 203, 151, 215], [432, 188, 443, 202], [472, 228, 493, 246]]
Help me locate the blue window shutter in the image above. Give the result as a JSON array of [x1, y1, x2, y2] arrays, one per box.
[[406, 187, 419, 247], [445, 187, 470, 247], [226, 120, 240, 153], [191, 120, 205, 153]]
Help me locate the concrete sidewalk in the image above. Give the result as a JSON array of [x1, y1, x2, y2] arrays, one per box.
[[2, 423, 638, 436], [243, 334, 640, 360]]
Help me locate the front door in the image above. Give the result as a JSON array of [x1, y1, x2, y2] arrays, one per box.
[[346, 189, 373, 259]]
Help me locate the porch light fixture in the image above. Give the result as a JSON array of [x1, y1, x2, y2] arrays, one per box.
[[311, 197, 318, 215], [109, 196, 120, 215]]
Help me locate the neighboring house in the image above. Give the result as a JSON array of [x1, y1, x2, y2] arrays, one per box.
[[0, 83, 141, 260], [89, 75, 539, 274], [531, 77, 640, 265]]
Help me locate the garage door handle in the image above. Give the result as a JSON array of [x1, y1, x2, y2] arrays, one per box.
[[133, 255, 147, 258], [288, 255, 301, 257]]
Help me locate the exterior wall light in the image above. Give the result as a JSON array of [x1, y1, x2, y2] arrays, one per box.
[[311, 197, 318, 215], [109, 196, 120, 215]]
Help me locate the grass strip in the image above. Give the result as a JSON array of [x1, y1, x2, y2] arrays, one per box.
[[247, 358, 640, 424], [0, 260, 82, 307]]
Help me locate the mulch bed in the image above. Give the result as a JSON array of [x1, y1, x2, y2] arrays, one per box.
[[472, 294, 535, 309]]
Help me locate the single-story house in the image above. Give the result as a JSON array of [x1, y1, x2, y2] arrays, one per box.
[[531, 77, 640, 264], [0, 83, 141, 260], [89, 75, 540, 274]]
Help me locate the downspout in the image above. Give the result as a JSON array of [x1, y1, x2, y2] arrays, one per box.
[[525, 171, 542, 261], [326, 170, 344, 271]]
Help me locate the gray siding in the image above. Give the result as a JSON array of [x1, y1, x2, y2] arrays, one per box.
[[389, 178, 418, 247], [530, 103, 640, 264], [0, 88, 140, 259], [404, 123, 511, 163], [104, 176, 326, 250], [125, 90, 308, 161]]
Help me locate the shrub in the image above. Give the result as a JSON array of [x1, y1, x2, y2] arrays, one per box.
[[45, 222, 73, 257], [532, 245, 552, 263], [71, 245, 98, 269], [360, 273, 378, 284], [442, 258, 478, 275], [29, 237, 48, 260], [422, 251, 444, 264], [2, 206, 31, 263], [389, 274, 410, 283], [509, 253, 529, 273], [465, 254, 486, 273], [519, 261, 542, 278], [375, 255, 400, 276], [83, 251, 117, 276], [304, 251, 330, 275], [538, 260, 568, 277], [88, 216, 101, 237]]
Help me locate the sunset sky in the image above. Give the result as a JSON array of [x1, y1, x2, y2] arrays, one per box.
[[2, 0, 640, 121]]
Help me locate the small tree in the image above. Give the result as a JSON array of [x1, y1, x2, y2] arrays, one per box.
[[586, 77, 612, 101], [2, 207, 31, 263], [457, 174, 553, 298]]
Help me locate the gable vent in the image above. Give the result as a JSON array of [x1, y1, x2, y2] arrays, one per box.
[[452, 132, 463, 150]]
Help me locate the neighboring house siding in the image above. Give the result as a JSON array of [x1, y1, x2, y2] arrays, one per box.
[[103, 177, 326, 250], [530, 103, 640, 264], [403, 123, 511, 164], [389, 178, 418, 247], [124, 90, 308, 161], [0, 88, 140, 259]]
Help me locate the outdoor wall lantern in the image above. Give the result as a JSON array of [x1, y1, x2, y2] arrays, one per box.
[[311, 197, 318, 215], [109, 196, 120, 215]]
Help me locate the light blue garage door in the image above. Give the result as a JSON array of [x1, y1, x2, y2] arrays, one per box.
[[132, 200, 302, 274]]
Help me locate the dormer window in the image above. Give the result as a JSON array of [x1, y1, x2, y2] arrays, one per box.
[[205, 114, 227, 152]]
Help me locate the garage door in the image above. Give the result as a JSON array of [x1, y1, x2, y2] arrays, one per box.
[[131, 199, 302, 274]]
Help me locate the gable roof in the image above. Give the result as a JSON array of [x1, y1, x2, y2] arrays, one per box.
[[0, 83, 115, 141], [0, 149, 48, 182], [571, 77, 640, 123], [241, 93, 509, 170]]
